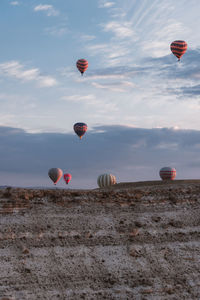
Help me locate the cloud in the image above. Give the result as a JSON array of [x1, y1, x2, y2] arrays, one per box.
[[84, 0, 200, 71], [60, 64, 142, 82], [0, 125, 200, 188], [45, 25, 69, 37], [103, 21, 135, 38], [99, 1, 115, 8], [142, 48, 200, 99], [34, 4, 59, 16], [37, 76, 58, 87], [91, 20, 136, 65], [180, 85, 200, 96], [61, 94, 98, 105], [60, 94, 118, 112], [86, 42, 134, 66], [0, 61, 58, 87], [140, 22, 189, 58], [81, 35, 96, 41], [88, 65, 147, 79], [92, 80, 135, 92], [100, 46, 197, 105], [10, 1, 19, 5]]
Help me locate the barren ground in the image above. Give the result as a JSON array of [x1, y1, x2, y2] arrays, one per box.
[[0, 180, 200, 299]]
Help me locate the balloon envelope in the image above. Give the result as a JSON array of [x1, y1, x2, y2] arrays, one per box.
[[97, 174, 117, 188], [159, 167, 176, 180], [63, 173, 72, 184], [76, 59, 88, 75], [73, 122, 88, 139], [48, 168, 63, 185], [170, 40, 187, 61]]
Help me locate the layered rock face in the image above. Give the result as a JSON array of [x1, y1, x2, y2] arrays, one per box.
[[0, 181, 200, 300]]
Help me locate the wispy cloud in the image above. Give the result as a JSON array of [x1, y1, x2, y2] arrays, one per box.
[[140, 21, 189, 58], [180, 85, 200, 97], [61, 93, 118, 112], [45, 25, 69, 37], [102, 21, 135, 38], [92, 80, 135, 92], [34, 4, 59, 16], [99, 1, 115, 8], [84, 0, 200, 72], [0, 114, 18, 127], [10, 1, 19, 5], [88, 73, 126, 80], [87, 65, 145, 79], [38, 76, 58, 87], [143, 49, 200, 100], [84, 17, 137, 67], [81, 35, 96, 41], [87, 42, 133, 66], [0, 61, 58, 87], [61, 94, 98, 105]]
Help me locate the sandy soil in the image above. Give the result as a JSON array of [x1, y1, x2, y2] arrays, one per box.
[[0, 180, 200, 299]]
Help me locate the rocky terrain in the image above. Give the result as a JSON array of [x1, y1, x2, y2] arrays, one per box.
[[0, 180, 200, 300]]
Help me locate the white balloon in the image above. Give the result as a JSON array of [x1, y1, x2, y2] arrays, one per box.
[[97, 174, 117, 188]]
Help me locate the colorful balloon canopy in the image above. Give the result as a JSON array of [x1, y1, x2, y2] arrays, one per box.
[[170, 40, 187, 61], [73, 122, 88, 139], [76, 59, 88, 75], [97, 174, 117, 188], [63, 173, 72, 184], [159, 167, 176, 181], [48, 168, 63, 185]]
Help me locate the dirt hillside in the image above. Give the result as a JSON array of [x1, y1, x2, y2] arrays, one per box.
[[0, 180, 200, 299]]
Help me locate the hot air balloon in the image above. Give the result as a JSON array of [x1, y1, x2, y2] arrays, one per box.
[[159, 167, 176, 181], [97, 174, 117, 188], [170, 40, 187, 61], [73, 122, 88, 139], [48, 168, 63, 185], [63, 173, 72, 184], [76, 59, 88, 75]]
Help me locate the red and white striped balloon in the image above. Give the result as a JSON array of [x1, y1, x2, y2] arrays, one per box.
[[159, 167, 176, 181], [76, 59, 88, 75], [170, 40, 187, 61]]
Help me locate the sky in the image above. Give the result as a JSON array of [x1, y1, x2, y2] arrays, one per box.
[[0, 0, 200, 188]]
